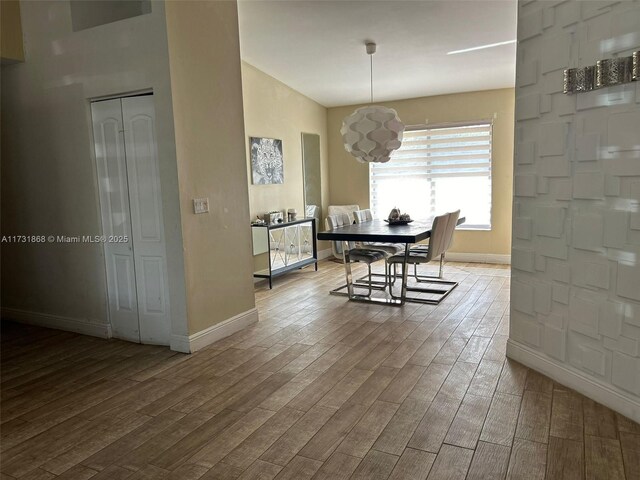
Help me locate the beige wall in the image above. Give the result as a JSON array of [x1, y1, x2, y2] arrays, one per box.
[[327, 88, 515, 255], [165, 0, 255, 334], [241, 62, 330, 269], [1, 0, 24, 62]]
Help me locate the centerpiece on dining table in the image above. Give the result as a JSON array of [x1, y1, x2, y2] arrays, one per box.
[[384, 207, 413, 225]]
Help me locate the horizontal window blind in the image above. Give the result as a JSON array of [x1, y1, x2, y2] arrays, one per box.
[[370, 123, 492, 229]]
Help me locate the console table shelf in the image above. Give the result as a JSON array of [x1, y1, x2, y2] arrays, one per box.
[[251, 218, 318, 288]]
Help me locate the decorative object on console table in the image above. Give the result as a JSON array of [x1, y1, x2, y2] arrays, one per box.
[[250, 137, 284, 184], [252, 218, 318, 289], [287, 209, 297, 222], [263, 211, 283, 225]]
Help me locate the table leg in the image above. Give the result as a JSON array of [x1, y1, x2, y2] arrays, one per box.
[[342, 241, 354, 300], [400, 243, 410, 305]]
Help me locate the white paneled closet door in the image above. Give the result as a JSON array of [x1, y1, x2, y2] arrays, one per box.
[[91, 95, 170, 345]]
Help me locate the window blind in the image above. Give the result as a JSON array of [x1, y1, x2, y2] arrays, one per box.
[[370, 122, 492, 229]]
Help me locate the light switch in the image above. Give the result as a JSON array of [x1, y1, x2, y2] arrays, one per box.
[[193, 197, 209, 214]]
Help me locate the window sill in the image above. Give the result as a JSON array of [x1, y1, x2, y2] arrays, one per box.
[[457, 226, 491, 232]]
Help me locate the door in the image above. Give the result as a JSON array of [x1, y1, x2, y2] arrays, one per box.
[[91, 95, 170, 345]]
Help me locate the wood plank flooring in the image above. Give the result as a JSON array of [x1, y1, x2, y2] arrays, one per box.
[[2, 260, 638, 479]]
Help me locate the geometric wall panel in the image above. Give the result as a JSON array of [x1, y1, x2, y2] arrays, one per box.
[[515, 217, 533, 239], [543, 324, 566, 360], [576, 134, 600, 161], [572, 214, 604, 251], [607, 112, 640, 152], [603, 211, 628, 249], [513, 279, 535, 314], [538, 236, 569, 259], [569, 295, 600, 339], [536, 206, 565, 237], [612, 352, 640, 395], [513, 0, 640, 409], [541, 32, 571, 73], [617, 262, 640, 301], [515, 175, 538, 197], [540, 123, 567, 156], [513, 248, 536, 272], [573, 172, 604, 199]]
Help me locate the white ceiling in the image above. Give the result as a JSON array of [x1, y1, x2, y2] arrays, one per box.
[[237, 0, 517, 108]]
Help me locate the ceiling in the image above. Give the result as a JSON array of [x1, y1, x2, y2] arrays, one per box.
[[237, 0, 517, 108]]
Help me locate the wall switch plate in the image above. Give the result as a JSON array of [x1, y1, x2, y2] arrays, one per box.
[[193, 197, 209, 214]]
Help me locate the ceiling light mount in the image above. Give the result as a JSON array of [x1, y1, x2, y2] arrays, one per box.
[[340, 41, 405, 164], [365, 42, 376, 55]]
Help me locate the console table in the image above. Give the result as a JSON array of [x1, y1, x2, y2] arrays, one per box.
[[252, 218, 318, 288]]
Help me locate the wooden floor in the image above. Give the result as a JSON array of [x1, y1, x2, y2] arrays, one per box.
[[1, 260, 639, 480]]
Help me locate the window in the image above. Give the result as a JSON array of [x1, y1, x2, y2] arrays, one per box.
[[370, 122, 492, 230]]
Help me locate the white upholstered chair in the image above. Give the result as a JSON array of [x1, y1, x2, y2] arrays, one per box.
[[327, 204, 360, 261], [326, 213, 387, 296], [353, 209, 404, 256], [386, 211, 459, 304]]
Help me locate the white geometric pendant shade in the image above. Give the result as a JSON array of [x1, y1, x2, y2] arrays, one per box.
[[341, 105, 405, 163]]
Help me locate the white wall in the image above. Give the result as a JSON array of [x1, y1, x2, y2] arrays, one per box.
[[509, 0, 640, 422], [1, 0, 189, 340]]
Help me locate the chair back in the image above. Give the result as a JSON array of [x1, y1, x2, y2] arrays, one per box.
[[327, 205, 359, 225], [426, 212, 450, 261], [444, 210, 460, 251], [327, 205, 359, 260], [326, 214, 356, 250], [353, 209, 374, 224]]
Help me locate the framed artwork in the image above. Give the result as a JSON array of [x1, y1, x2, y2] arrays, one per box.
[[250, 137, 284, 185]]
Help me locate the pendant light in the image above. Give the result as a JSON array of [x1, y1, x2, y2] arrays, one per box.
[[341, 42, 405, 163]]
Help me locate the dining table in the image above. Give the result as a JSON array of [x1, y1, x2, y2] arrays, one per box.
[[317, 217, 465, 306]]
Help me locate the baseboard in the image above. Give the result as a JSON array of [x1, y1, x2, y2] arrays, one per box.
[[1, 307, 111, 338], [446, 252, 511, 264], [507, 339, 640, 423], [170, 308, 259, 353]]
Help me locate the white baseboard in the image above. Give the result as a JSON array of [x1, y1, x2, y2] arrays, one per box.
[[170, 308, 259, 353], [507, 339, 640, 423], [1, 307, 111, 338], [446, 252, 511, 264]]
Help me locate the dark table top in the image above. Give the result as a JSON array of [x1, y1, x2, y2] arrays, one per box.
[[317, 217, 465, 244]]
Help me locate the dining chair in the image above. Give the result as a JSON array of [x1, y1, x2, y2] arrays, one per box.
[[327, 204, 360, 261], [353, 209, 404, 255], [352, 208, 404, 288], [410, 209, 460, 281], [386, 211, 459, 304], [326, 213, 387, 296]]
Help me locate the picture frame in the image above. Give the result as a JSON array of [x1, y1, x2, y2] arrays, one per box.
[[250, 137, 284, 185]]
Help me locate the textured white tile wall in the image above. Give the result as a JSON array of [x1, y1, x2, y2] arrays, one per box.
[[511, 0, 640, 404]]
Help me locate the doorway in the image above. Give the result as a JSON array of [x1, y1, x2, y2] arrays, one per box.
[[91, 94, 171, 345]]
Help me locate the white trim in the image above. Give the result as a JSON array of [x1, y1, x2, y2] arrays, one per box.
[[445, 252, 511, 264], [170, 308, 258, 353], [507, 339, 640, 423], [1, 308, 112, 338]]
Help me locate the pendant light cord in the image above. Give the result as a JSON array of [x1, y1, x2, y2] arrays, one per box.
[[370, 53, 373, 104]]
